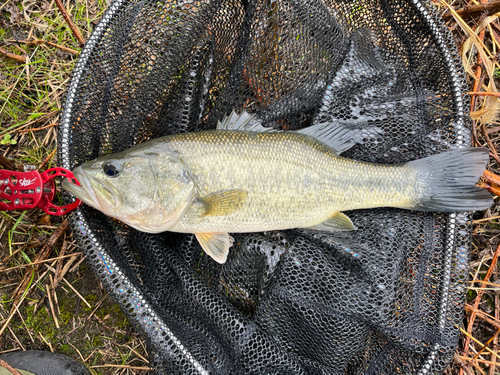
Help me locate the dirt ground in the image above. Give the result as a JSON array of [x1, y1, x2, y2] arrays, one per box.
[[1, 0, 500, 374]]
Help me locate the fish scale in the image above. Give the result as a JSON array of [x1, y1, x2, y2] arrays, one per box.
[[62, 111, 492, 263], [165, 130, 418, 233]]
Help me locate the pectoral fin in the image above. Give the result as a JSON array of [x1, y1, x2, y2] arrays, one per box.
[[308, 212, 356, 232], [199, 189, 248, 217], [195, 232, 234, 264]]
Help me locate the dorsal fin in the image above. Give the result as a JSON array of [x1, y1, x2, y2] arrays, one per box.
[[217, 110, 275, 133], [295, 121, 364, 154], [217, 110, 366, 155]]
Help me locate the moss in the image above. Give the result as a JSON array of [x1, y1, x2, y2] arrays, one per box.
[[59, 344, 72, 356], [24, 305, 56, 339], [91, 335, 104, 348], [466, 289, 477, 303]]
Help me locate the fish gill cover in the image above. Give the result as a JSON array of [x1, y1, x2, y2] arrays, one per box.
[[59, 0, 473, 373]]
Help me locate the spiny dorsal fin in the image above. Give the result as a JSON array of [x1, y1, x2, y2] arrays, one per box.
[[295, 121, 365, 154], [307, 212, 356, 232], [217, 110, 275, 133], [199, 189, 248, 217], [217, 110, 366, 154], [195, 232, 234, 264]]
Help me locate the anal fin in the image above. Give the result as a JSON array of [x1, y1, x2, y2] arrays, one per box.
[[199, 189, 248, 217], [195, 233, 234, 264], [308, 212, 356, 232]]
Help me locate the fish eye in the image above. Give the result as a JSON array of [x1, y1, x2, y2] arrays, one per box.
[[102, 160, 121, 178]]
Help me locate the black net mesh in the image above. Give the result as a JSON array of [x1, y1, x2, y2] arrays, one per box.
[[58, 0, 472, 373]]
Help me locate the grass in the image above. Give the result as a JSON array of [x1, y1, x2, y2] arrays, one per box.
[[0, 0, 148, 374], [1, 0, 500, 374], [436, 0, 500, 373]]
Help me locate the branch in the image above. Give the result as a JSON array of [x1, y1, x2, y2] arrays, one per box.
[[54, 0, 85, 47], [0, 47, 27, 64], [443, 0, 500, 21]]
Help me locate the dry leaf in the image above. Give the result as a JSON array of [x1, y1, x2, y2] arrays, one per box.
[[5, 3, 21, 24], [21, 0, 48, 32]]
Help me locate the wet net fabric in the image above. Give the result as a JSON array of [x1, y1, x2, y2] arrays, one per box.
[[59, 0, 472, 373]]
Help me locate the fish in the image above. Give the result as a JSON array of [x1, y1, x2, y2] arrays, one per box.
[[62, 111, 493, 264]]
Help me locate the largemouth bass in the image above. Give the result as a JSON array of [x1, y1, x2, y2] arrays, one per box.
[[63, 111, 493, 263]]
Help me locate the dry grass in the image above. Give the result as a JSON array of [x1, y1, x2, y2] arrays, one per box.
[[436, 0, 500, 373], [1, 0, 500, 374], [0, 1, 148, 374]]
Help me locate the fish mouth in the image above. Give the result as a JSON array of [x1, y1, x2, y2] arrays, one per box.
[[62, 167, 102, 210], [62, 166, 120, 211]]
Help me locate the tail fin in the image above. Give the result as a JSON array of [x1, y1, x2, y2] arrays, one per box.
[[407, 148, 493, 212]]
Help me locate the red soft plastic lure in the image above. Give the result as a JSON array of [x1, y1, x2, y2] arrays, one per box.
[[0, 167, 81, 215]]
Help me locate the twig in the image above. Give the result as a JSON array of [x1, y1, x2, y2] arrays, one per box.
[[38, 332, 54, 352], [10, 220, 68, 309], [0, 359, 22, 375], [0, 262, 53, 337], [7, 39, 79, 56], [482, 170, 500, 186], [50, 274, 60, 315], [68, 343, 85, 362], [490, 290, 499, 375], [90, 365, 152, 370], [13, 301, 34, 344], [473, 215, 500, 224], [455, 354, 475, 375], [0, 155, 21, 171], [458, 355, 496, 368], [7, 325, 25, 351], [470, 91, 500, 97], [62, 277, 91, 308], [83, 349, 97, 363], [55, 255, 77, 284], [0, 0, 12, 12], [477, 170, 500, 196], [486, 126, 500, 134], [458, 357, 485, 375], [459, 356, 500, 366], [54, 0, 85, 47], [38, 148, 57, 170], [462, 243, 500, 373], [54, 240, 67, 288], [473, 327, 500, 360], [468, 22, 487, 148], [18, 123, 57, 133], [482, 124, 500, 161], [46, 284, 60, 329], [442, 0, 500, 21], [0, 110, 59, 137], [0, 286, 29, 338], [460, 327, 500, 361], [0, 252, 83, 272], [0, 47, 27, 64], [468, 280, 500, 288], [68, 255, 86, 273], [88, 292, 110, 319], [488, 152, 500, 165], [124, 343, 149, 364]]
